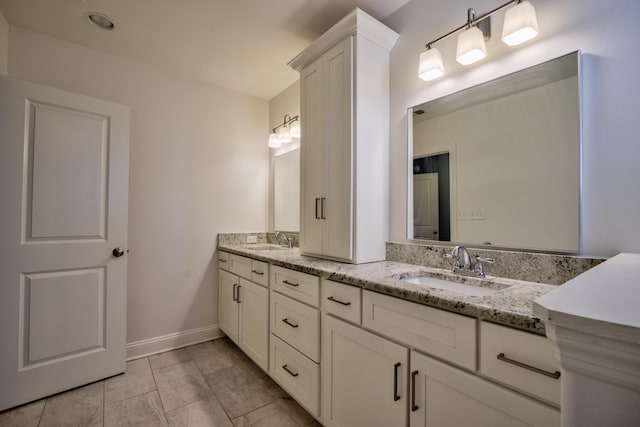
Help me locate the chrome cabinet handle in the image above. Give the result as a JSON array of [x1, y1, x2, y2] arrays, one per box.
[[282, 318, 299, 328], [251, 270, 264, 275], [282, 364, 299, 377], [282, 280, 299, 287], [497, 353, 561, 379], [393, 362, 401, 401], [327, 296, 351, 306], [411, 370, 419, 411], [232, 284, 237, 302]]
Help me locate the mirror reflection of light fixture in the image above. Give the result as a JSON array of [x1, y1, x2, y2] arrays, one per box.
[[418, 0, 538, 81], [268, 114, 300, 147]]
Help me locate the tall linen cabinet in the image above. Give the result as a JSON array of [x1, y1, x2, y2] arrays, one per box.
[[288, 8, 399, 264]]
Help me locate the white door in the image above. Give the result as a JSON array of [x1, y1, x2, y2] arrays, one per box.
[[409, 351, 560, 427], [413, 173, 439, 239], [0, 76, 130, 411], [218, 270, 239, 344], [322, 315, 408, 427], [238, 279, 268, 372]]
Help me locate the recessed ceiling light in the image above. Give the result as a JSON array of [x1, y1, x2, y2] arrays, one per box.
[[84, 12, 116, 31]]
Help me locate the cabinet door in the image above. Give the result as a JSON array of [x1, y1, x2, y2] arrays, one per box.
[[238, 279, 269, 372], [409, 351, 560, 427], [322, 36, 353, 261], [300, 57, 324, 256], [218, 270, 239, 344], [322, 315, 408, 427]]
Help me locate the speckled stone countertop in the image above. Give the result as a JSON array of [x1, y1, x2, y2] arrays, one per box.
[[218, 243, 559, 335]]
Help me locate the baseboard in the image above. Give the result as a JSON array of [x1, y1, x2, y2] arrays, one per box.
[[126, 325, 224, 360]]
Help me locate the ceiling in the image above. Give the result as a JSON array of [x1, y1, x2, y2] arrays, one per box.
[[0, 0, 410, 100]]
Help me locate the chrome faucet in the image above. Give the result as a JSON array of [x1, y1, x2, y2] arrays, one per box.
[[444, 245, 495, 278], [275, 231, 292, 248]]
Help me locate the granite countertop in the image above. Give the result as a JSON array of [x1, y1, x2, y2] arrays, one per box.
[[219, 243, 558, 335]]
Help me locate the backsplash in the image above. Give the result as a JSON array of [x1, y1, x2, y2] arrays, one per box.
[[218, 232, 300, 248], [386, 242, 605, 285]]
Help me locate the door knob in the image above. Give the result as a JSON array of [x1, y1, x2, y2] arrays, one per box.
[[112, 247, 125, 258]]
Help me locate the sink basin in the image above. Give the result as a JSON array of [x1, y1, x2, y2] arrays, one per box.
[[245, 244, 289, 251], [396, 273, 510, 297]]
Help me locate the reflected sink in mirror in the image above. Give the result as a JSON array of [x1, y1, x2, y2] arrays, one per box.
[[391, 272, 511, 297]]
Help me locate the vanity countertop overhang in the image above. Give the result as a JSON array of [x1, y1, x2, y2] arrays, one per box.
[[218, 243, 558, 335]]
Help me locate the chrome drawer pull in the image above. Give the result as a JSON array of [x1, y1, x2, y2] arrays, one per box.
[[252, 270, 264, 275], [393, 362, 401, 401], [282, 364, 299, 377], [282, 280, 299, 287], [282, 318, 299, 328], [327, 296, 351, 306], [497, 353, 561, 379]]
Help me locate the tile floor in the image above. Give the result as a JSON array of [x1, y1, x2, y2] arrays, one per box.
[[0, 337, 321, 427]]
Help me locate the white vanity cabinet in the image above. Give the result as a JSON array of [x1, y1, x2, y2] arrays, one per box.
[[217, 251, 269, 371], [322, 314, 408, 427], [289, 8, 399, 264]]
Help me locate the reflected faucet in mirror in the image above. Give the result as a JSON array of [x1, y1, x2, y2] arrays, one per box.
[[275, 231, 292, 248]]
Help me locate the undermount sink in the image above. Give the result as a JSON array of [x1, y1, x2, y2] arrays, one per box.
[[394, 273, 511, 297], [246, 244, 289, 251]]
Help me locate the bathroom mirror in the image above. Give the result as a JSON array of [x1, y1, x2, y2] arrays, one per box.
[[274, 148, 300, 232], [409, 51, 580, 252]]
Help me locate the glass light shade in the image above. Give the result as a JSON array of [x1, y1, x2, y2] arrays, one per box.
[[290, 121, 301, 138], [278, 127, 292, 143], [418, 48, 445, 81], [268, 133, 281, 148], [502, 1, 538, 46], [456, 26, 487, 65]]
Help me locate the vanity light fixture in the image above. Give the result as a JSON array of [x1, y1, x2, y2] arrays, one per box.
[[268, 114, 300, 147], [418, 0, 538, 81]]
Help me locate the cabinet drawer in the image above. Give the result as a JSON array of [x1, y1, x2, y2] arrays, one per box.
[[480, 322, 561, 406], [218, 251, 230, 271], [362, 291, 476, 370], [270, 265, 319, 307], [271, 291, 320, 362], [270, 334, 320, 417], [322, 279, 361, 324], [229, 254, 252, 279], [250, 259, 269, 287]]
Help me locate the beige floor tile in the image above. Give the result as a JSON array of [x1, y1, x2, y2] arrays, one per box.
[[104, 390, 167, 427], [149, 348, 192, 371], [274, 396, 315, 426], [232, 401, 299, 427], [39, 381, 103, 427], [0, 399, 45, 427], [105, 357, 157, 404], [204, 365, 274, 419], [154, 360, 213, 412], [187, 339, 238, 375], [165, 396, 233, 427]]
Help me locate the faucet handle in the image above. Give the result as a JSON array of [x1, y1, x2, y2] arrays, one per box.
[[476, 256, 494, 264], [474, 256, 495, 278]]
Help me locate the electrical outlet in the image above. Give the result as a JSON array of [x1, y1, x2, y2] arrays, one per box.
[[246, 235, 258, 243]]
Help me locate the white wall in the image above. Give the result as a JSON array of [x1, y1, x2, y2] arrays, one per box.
[[7, 27, 269, 346], [268, 81, 300, 231], [384, 0, 640, 257], [0, 8, 8, 75]]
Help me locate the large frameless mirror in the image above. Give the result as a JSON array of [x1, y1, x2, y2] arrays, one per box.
[[274, 148, 300, 232], [408, 51, 581, 252]]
